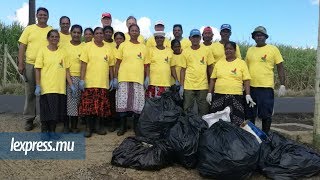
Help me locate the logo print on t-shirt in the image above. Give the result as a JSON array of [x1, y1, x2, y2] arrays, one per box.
[[261, 54, 267, 62], [200, 57, 205, 65], [231, 68, 237, 75], [164, 56, 169, 63], [137, 52, 142, 59], [59, 60, 64, 68], [104, 55, 108, 62]]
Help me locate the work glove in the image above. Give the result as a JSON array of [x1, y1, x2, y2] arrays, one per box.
[[144, 76, 150, 89], [109, 79, 114, 91], [179, 85, 184, 99], [34, 85, 41, 96], [246, 94, 256, 108], [70, 84, 76, 98], [113, 78, 118, 89], [79, 80, 85, 91], [278, 85, 286, 97], [175, 79, 181, 86], [206, 93, 212, 105]]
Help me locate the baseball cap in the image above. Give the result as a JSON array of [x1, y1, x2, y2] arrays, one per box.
[[155, 20, 164, 26], [220, 24, 231, 31], [203, 26, 212, 33], [189, 29, 201, 37], [101, 12, 112, 19], [251, 26, 269, 39], [154, 31, 165, 37]]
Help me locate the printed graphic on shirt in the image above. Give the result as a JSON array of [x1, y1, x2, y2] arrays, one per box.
[[137, 52, 142, 60], [231, 68, 237, 75], [200, 57, 205, 65], [59, 60, 64, 68], [261, 54, 267, 62], [165, 56, 169, 63]]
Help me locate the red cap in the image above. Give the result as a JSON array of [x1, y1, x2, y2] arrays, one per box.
[[203, 26, 212, 33], [101, 12, 112, 19]]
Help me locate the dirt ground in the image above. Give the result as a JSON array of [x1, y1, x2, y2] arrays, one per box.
[[0, 113, 318, 180]]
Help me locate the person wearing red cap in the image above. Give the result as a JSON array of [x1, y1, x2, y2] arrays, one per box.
[[146, 21, 170, 48], [101, 12, 112, 28], [212, 24, 242, 62]]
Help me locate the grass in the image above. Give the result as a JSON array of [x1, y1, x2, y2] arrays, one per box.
[[0, 83, 24, 95]]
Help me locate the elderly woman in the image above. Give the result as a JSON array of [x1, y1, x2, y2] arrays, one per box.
[[78, 27, 115, 138], [34, 29, 71, 140], [145, 31, 179, 98], [207, 41, 255, 126], [114, 24, 148, 136]]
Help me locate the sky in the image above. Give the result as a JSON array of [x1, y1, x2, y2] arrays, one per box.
[[1, 0, 319, 48]]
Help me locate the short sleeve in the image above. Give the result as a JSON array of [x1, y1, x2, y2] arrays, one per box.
[[206, 50, 214, 65], [169, 53, 174, 67], [34, 48, 44, 68], [108, 49, 115, 66], [62, 50, 70, 69], [179, 52, 187, 68], [143, 46, 149, 65], [273, 46, 284, 64], [80, 45, 89, 63], [116, 43, 124, 60], [144, 48, 151, 64], [18, 26, 30, 45], [236, 45, 242, 59], [241, 61, 251, 80], [210, 62, 218, 79]]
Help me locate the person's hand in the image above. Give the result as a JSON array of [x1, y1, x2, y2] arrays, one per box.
[[179, 86, 184, 99], [18, 62, 25, 75], [34, 85, 41, 96], [246, 94, 256, 108], [278, 85, 286, 97], [109, 79, 114, 91], [113, 78, 118, 89], [144, 76, 150, 89], [70, 85, 76, 98], [175, 79, 181, 86], [206, 93, 212, 105], [79, 80, 85, 91]]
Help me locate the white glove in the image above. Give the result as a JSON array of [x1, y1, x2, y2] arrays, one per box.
[[206, 93, 212, 105], [245, 95, 256, 108], [278, 85, 286, 97]]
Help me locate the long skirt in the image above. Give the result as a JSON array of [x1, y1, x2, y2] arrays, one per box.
[[67, 76, 81, 116], [210, 93, 245, 126], [78, 88, 111, 117], [145, 85, 169, 98], [40, 93, 67, 122], [116, 82, 145, 114]]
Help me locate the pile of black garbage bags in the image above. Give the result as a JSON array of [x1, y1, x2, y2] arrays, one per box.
[[111, 91, 320, 179]]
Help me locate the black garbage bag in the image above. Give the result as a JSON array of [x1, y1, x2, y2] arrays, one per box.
[[197, 120, 260, 179], [259, 132, 320, 180], [137, 92, 183, 140], [166, 112, 207, 168], [111, 136, 171, 170]]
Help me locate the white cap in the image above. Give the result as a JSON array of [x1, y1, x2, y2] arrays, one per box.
[[155, 20, 164, 26], [154, 31, 165, 37]]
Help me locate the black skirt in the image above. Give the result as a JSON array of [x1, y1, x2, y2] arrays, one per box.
[[40, 93, 67, 122]]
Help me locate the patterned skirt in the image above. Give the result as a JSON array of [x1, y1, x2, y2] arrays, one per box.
[[79, 88, 111, 117], [145, 85, 169, 98], [109, 89, 117, 117], [40, 93, 67, 122], [67, 76, 81, 116], [116, 82, 145, 114], [210, 93, 245, 126]]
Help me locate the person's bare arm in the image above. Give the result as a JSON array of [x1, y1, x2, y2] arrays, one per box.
[[35, 68, 41, 85], [80, 61, 87, 80], [276, 62, 285, 85], [18, 43, 27, 74], [180, 68, 186, 86]]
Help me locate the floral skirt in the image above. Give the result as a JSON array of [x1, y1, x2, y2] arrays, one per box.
[[116, 82, 145, 114], [79, 88, 111, 117]]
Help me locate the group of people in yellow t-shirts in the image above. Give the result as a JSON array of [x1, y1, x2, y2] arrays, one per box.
[[18, 8, 286, 140]]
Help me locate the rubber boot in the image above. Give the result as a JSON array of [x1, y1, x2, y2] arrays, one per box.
[[63, 118, 70, 134], [40, 121, 49, 141], [133, 114, 140, 135], [95, 117, 107, 135], [84, 117, 93, 138], [117, 117, 127, 136], [262, 118, 272, 134], [70, 116, 80, 133], [49, 121, 60, 140], [109, 118, 116, 132]]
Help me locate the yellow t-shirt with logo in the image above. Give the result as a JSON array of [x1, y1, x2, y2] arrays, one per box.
[[180, 38, 191, 51], [63, 42, 85, 77], [146, 36, 171, 48], [245, 44, 284, 88], [211, 58, 251, 95], [80, 41, 115, 89], [34, 47, 69, 95], [145, 47, 174, 87], [179, 46, 214, 90], [18, 24, 53, 65], [116, 41, 148, 84], [172, 53, 183, 82], [125, 33, 145, 44], [58, 32, 71, 47], [211, 41, 242, 62]]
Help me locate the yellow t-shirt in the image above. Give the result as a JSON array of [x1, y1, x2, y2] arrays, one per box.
[[245, 44, 284, 88], [80, 41, 115, 89], [64, 42, 85, 77], [125, 33, 145, 44], [34, 47, 69, 95], [58, 32, 71, 46], [104, 40, 117, 48], [211, 41, 242, 62], [146, 36, 171, 48], [172, 53, 184, 82], [180, 38, 191, 51], [180, 46, 214, 90], [211, 58, 251, 95], [18, 24, 53, 65], [116, 41, 148, 84], [146, 47, 174, 87]]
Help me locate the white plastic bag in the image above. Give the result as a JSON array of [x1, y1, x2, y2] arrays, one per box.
[[202, 107, 231, 128]]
